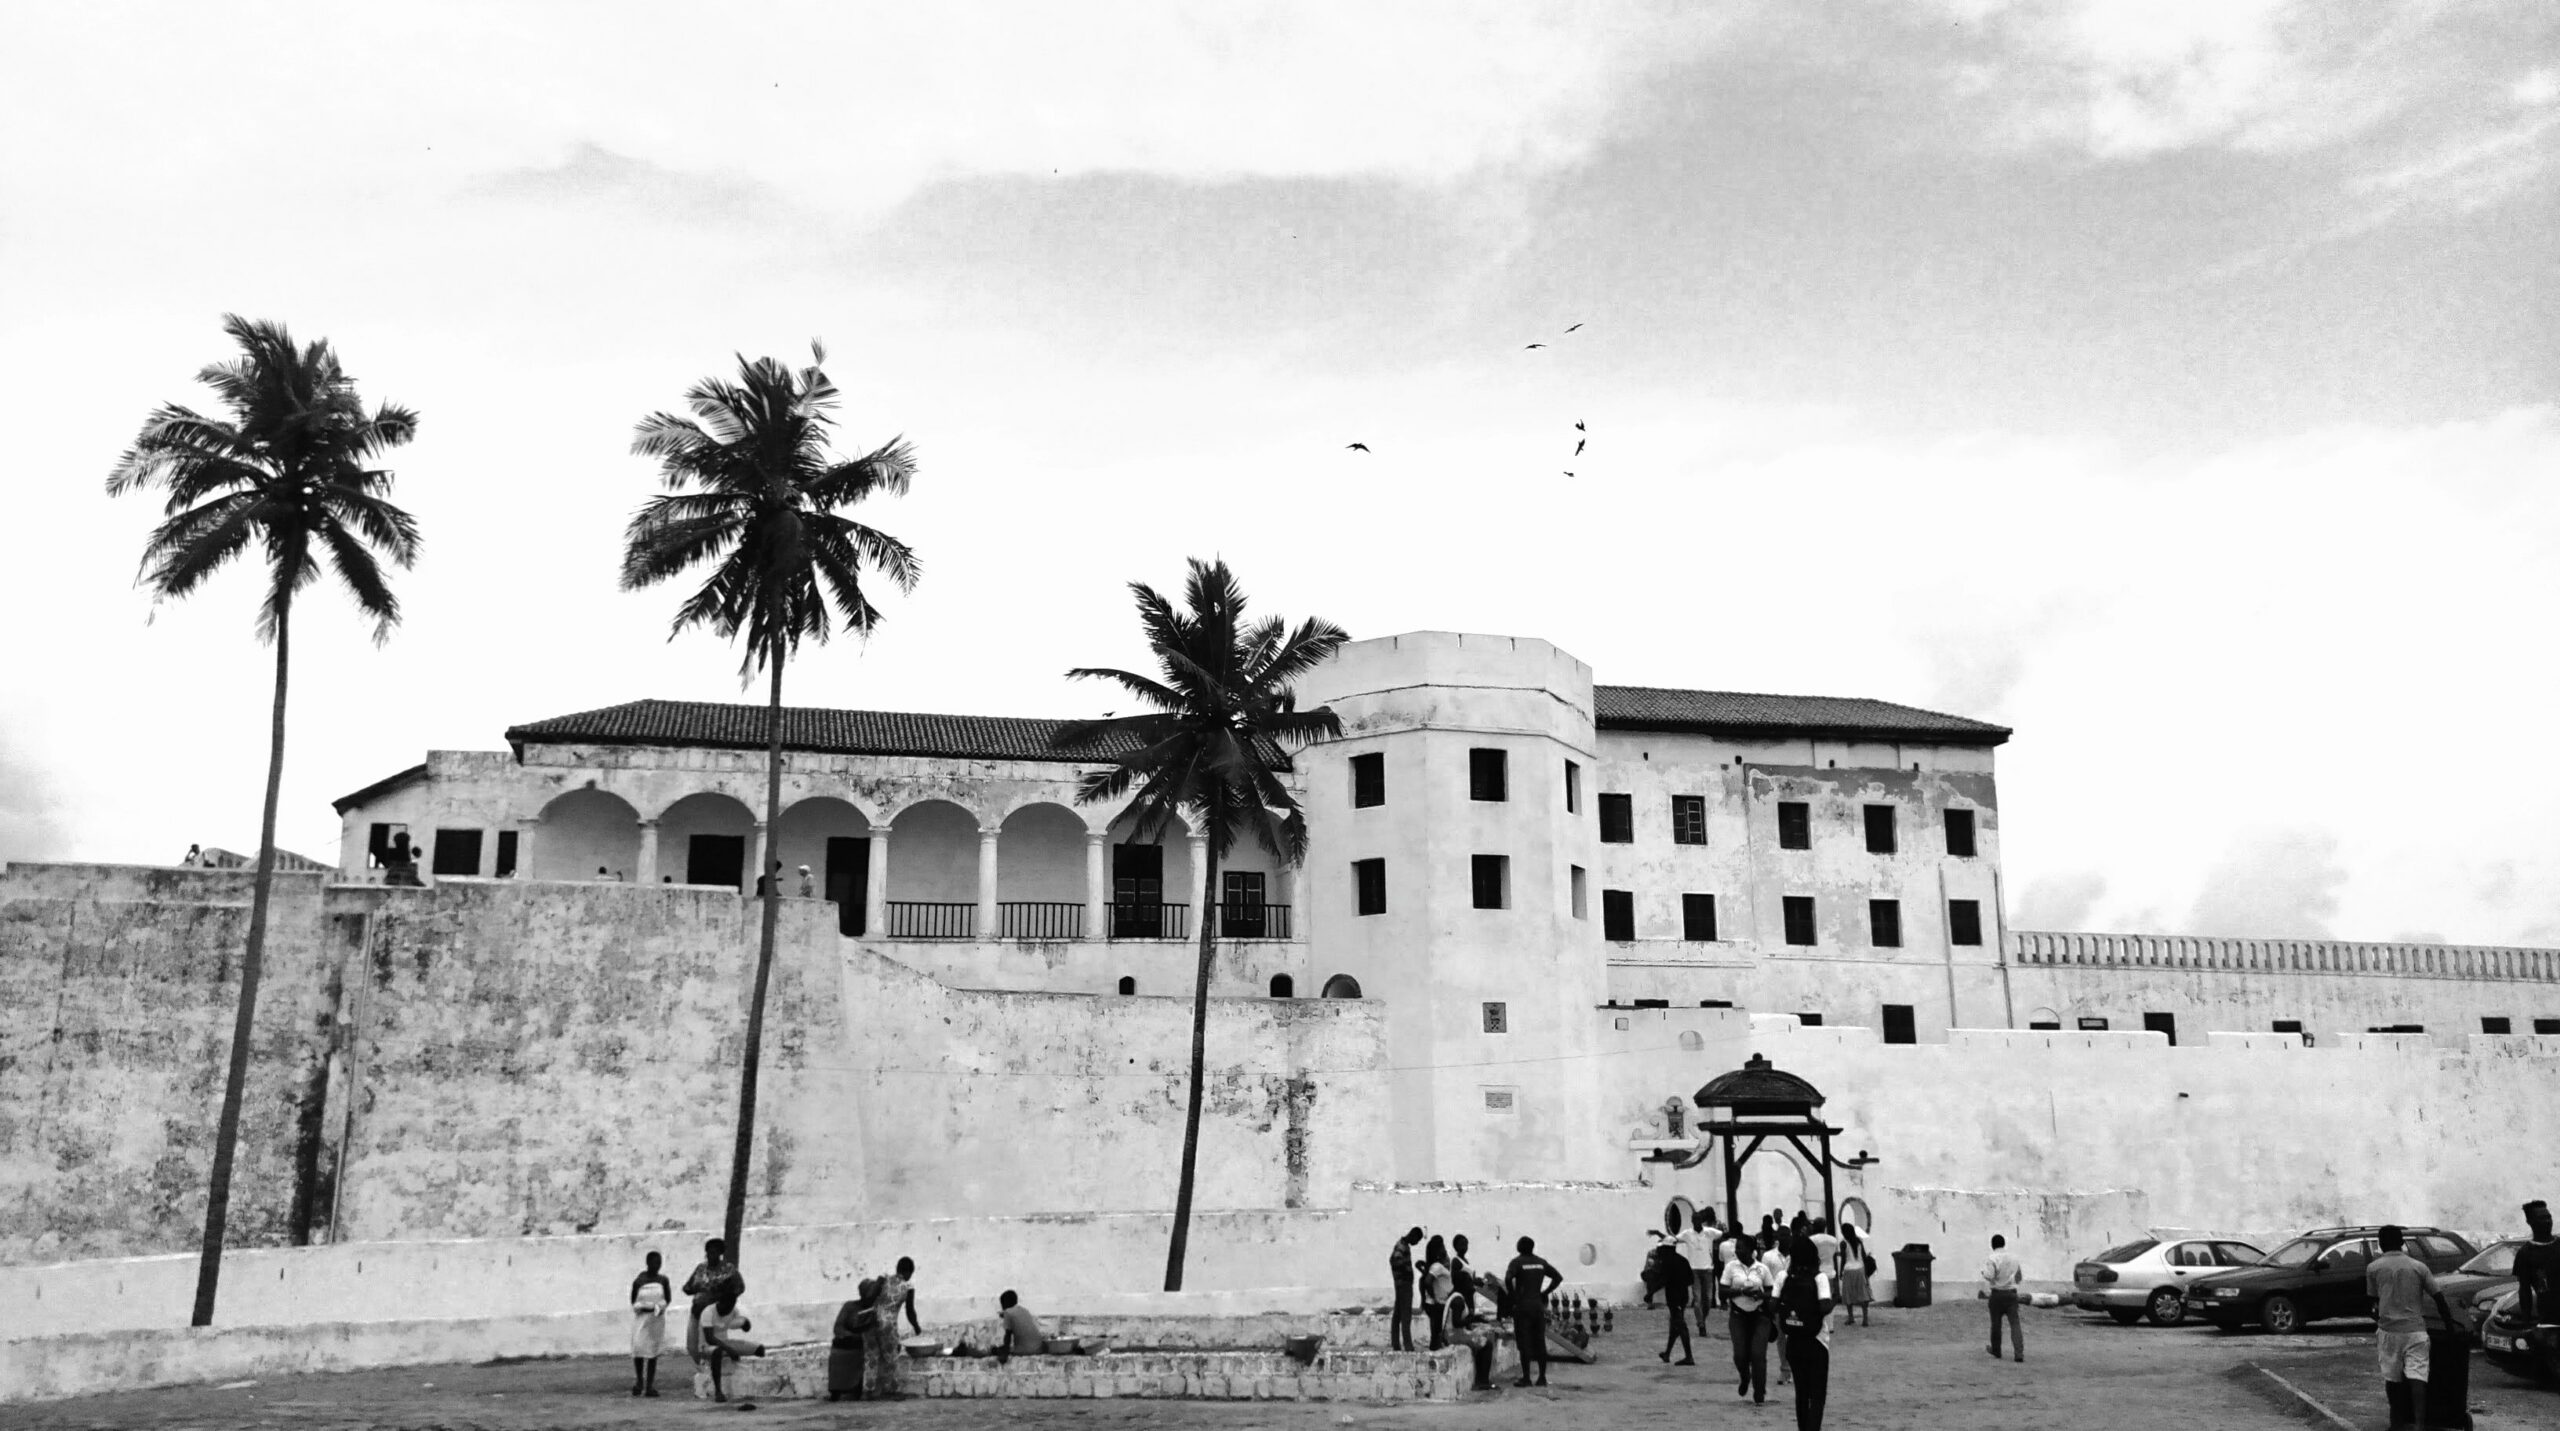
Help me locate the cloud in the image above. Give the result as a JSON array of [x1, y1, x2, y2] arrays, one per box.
[[0, 726, 69, 865], [2015, 871, 2107, 930], [2185, 829, 2347, 939], [464, 143, 780, 225]]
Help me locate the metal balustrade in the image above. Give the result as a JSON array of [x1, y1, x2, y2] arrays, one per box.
[[883, 901, 976, 940], [1109, 902, 1191, 940], [1212, 902, 1291, 939], [998, 901, 1084, 940]]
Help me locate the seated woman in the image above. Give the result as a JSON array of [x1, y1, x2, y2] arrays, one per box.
[[1444, 1283, 1502, 1391], [829, 1279, 881, 1401], [698, 1295, 767, 1404]]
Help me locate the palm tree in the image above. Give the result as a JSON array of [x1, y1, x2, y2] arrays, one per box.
[[1055, 559, 1347, 1290], [621, 343, 918, 1267], [106, 315, 421, 1326]]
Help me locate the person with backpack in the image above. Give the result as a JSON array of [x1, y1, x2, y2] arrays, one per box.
[[1722, 1232, 1772, 1404], [1776, 1231, 1837, 1429]]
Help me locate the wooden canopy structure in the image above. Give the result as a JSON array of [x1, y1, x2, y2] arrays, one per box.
[[1688, 1053, 1874, 1232]]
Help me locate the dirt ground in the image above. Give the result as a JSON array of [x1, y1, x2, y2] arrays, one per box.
[[7, 1300, 2556, 1431]]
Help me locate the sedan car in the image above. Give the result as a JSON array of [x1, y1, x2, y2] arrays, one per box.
[[2478, 1288, 2559, 1383], [2187, 1225, 2477, 1334], [2072, 1236, 2268, 1326], [2439, 1239, 2527, 1333]]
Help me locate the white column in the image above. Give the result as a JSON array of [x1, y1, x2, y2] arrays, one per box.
[[1186, 832, 1210, 942], [1276, 864, 1297, 941], [977, 827, 1001, 939], [514, 818, 538, 880], [865, 827, 891, 937], [1084, 831, 1109, 942], [637, 820, 660, 885], [752, 822, 771, 895]]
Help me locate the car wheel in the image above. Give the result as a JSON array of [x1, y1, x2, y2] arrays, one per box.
[[2108, 1308, 2143, 1326], [2260, 1294, 2302, 1335], [2145, 1287, 2187, 1327]]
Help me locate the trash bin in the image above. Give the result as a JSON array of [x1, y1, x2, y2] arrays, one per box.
[[1891, 1244, 1935, 1308]]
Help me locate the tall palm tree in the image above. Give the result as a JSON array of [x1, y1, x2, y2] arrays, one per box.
[[106, 315, 421, 1326], [621, 343, 918, 1266], [1055, 558, 1347, 1290]]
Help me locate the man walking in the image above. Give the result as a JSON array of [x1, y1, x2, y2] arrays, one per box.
[[1981, 1234, 2024, 1363], [1388, 1226, 1424, 1352], [1657, 1233, 1696, 1365], [2367, 1225, 2458, 1431], [1505, 1236, 1564, 1388]]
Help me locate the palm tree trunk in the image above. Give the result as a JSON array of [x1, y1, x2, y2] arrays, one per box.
[[723, 651, 786, 1267], [1164, 838, 1218, 1291], [191, 600, 290, 1326]]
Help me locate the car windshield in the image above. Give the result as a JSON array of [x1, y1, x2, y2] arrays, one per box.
[[2095, 1240, 2157, 1263], [2266, 1238, 2324, 1267], [2459, 1242, 2518, 1276]]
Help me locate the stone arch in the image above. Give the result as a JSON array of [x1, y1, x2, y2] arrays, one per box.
[[533, 787, 640, 882], [1321, 973, 1363, 999], [2026, 1006, 2063, 1031], [997, 802, 1087, 930], [1105, 807, 1194, 923], [1666, 1196, 1697, 1236], [777, 796, 874, 931], [1269, 973, 1295, 998], [1838, 1196, 1874, 1238], [656, 791, 758, 889], [886, 799, 979, 906], [1117, 975, 1137, 995], [1737, 1143, 1812, 1223]]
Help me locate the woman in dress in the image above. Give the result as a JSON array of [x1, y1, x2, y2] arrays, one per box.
[[864, 1256, 923, 1396], [1422, 1235, 1454, 1349], [829, 1278, 881, 1401], [1836, 1223, 1875, 1327], [629, 1251, 671, 1397]]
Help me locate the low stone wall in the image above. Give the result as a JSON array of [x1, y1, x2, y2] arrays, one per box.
[[696, 1340, 1473, 1403]]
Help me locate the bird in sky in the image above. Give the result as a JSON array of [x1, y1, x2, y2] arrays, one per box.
[[1562, 470, 1575, 478], [1524, 342, 1546, 350], [1565, 323, 1583, 333], [1574, 419, 1586, 431], [1346, 442, 1370, 452], [1574, 438, 1586, 457]]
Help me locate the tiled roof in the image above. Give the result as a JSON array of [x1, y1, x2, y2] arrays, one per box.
[[503, 700, 1140, 764], [331, 762, 428, 814], [1594, 685, 2010, 746]]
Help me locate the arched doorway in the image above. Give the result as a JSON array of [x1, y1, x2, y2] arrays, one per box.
[[532, 788, 640, 882], [1321, 974, 1363, 999], [656, 791, 757, 890], [777, 796, 873, 934], [1269, 973, 1295, 998], [997, 802, 1087, 939], [886, 799, 979, 938]]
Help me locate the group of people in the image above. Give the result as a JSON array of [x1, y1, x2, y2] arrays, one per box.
[[1385, 1227, 1568, 1390], [624, 1240, 922, 1406], [1663, 1208, 1871, 1428], [2366, 1199, 2559, 1431]]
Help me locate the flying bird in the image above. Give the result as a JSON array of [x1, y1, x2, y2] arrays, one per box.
[[1574, 438, 1586, 457], [1346, 442, 1370, 452], [1524, 343, 1546, 350], [1574, 419, 1586, 431], [1563, 470, 1576, 478], [1565, 323, 1583, 333]]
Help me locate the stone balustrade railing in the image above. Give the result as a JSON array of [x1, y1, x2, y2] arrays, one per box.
[[2007, 930, 2560, 982]]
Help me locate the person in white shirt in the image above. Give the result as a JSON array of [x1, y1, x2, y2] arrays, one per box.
[[1674, 1212, 1714, 1335], [1981, 1233, 2025, 1363], [1721, 1233, 1774, 1404]]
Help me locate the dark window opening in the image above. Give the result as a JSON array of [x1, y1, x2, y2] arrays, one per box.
[[825, 835, 870, 934], [2143, 1011, 2177, 1046], [1602, 889, 1635, 941], [1221, 870, 1268, 937], [1564, 760, 1581, 813], [2367, 1024, 2426, 1034], [1353, 858, 1387, 916], [1469, 748, 1508, 801], [1882, 1004, 1916, 1044], [1868, 899, 1902, 948], [687, 833, 746, 891], [366, 822, 395, 869], [1116, 976, 1137, 995], [1863, 805, 1897, 854], [2028, 1019, 2062, 1030], [2482, 1016, 2511, 1034], [1944, 808, 1977, 858], [1797, 1012, 1824, 1027], [1570, 865, 1588, 919], [2272, 1019, 2304, 1035], [1112, 842, 1166, 937], [1269, 974, 1294, 998], [1598, 793, 1634, 843], [2537, 1018, 2560, 1035], [1482, 1001, 1508, 1033], [1351, 752, 1385, 808], [1681, 893, 1716, 942], [1782, 895, 1817, 946], [494, 829, 520, 878], [1777, 802, 1810, 849], [1322, 973, 1363, 999], [1948, 899, 1984, 946], [2077, 1016, 2111, 1031], [431, 829, 483, 877], [1671, 795, 1707, 845], [1470, 854, 1509, 910]]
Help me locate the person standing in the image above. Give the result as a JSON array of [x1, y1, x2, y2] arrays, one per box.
[[1505, 1236, 1564, 1388], [1836, 1223, 1875, 1327], [1981, 1234, 2024, 1363], [629, 1251, 671, 1397], [1388, 1227, 1424, 1352], [1694, 1209, 1724, 1321], [1422, 1235, 1455, 1350], [1723, 1232, 1772, 1404], [1450, 1232, 1476, 1302], [1657, 1235, 1696, 1365], [681, 1237, 741, 1365], [2367, 1225, 2458, 1430], [1764, 1234, 1794, 1386], [863, 1256, 923, 1397], [1776, 1232, 1837, 1430], [828, 1279, 880, 1400], [1641, 1230, 1667, 1307], [2516, 1199, 2558, 1326], [1673, 1213, 1709, 1334]]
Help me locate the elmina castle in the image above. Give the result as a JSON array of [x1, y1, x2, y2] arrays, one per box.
[[6, 631, 2558, 1372]]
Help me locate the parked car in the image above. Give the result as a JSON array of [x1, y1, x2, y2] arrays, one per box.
[[2439, 1239, 2528, 1333], [2477, 1287, 2560, 1383], [2072, 1236, 2268, 1326], [2187, 1226, 2477, 1334]]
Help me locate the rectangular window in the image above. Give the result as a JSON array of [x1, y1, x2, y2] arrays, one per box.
[[1681, 893, 1717, 942], [1601, 888, 1635, 941], [2272, 1019, 2303, 1034], [1882, 1004, 1916, 1044], [366, 822, 395, 869], [2027, 1018, 2061, 1030], [1947, 898, 1984, 946], [2077, 1016, 2110, 1031], [1350, 752, 1384, 808], [1483, 1087, 1517, 1114], [1944, 808, 1977, 858], [2482, 1016, 2512, 1034], [1353, 858, 1386, 916], [1777, 801, 1811, 849], [1597, 793, 1634, 844], [1797, 1012, 1824, 1027], [1570, 865, 1588, 919], [1564, 760, 1580, 813], [1482, 1001, 1508, 1033], [494, 829, 519, 878], [2143, 1011, 2177, 1046], [1470, 854, 1509, 910], [2538, 1018, 2560, 1035], [1782, 895, 1816, 946], [1863, 805, 1897, 854], [1469, 748, 1508, 802], [1671, 795, 1707, 845], [431, 828, 483, 877], [1868, 898, 1902, 948]]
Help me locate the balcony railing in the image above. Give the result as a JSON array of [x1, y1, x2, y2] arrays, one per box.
[[1109, 902, 1191, 941], [1211, 901, 1291, 940], [884, 901, 976, 940], [998, 901, 1084, 941]]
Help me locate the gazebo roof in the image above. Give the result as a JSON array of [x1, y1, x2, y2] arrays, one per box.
[[1692, 1053, 1826, 1115]]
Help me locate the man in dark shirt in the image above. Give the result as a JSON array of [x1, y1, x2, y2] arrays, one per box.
[[1505, 1236, 1564, 1388], [1656, 1239, 1696, 1365], [1388, 1227, 1424, 1351], [2516, 1200, 2559, 1326]]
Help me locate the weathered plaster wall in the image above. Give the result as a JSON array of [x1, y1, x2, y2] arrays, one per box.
[[0, 865, 347, 1265], [867, 935, 1309, 999]]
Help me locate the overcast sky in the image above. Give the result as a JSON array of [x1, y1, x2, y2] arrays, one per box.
[[4, 1, 2556, 946]]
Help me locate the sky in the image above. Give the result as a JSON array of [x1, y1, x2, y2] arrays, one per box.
[[3, 1, 2556, 946]]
